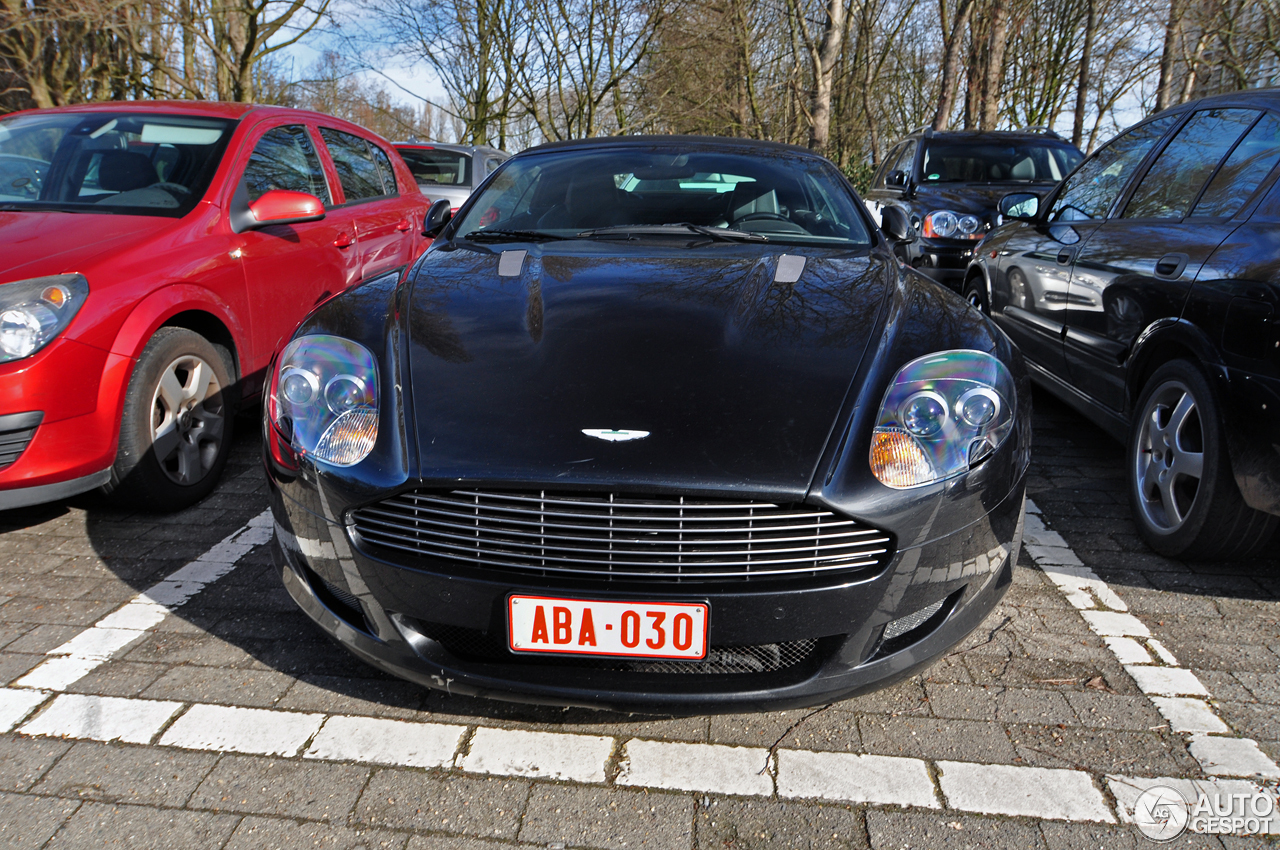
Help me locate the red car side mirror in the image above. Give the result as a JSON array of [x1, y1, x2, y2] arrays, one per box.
[[247, 190, 325, 229]]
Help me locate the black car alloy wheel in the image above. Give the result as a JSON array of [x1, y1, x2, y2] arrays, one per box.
[[1128, 360, 1277, 560]]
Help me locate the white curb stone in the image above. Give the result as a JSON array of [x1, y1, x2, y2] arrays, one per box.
[[617, 740, 774, 797], [20, 694, 182, 744], [0, 689, 48, 733], [1188, 735, 1280, 779], [159, 704, 325, 757], [1150, 697, 1231, 734], [776, 749, 939, 808], [461, 727, 613, 783], [937, 761, 1114, 822], [1103, 636, 1154, 665], [1080, 611, 1150, 637], [1124, 665, 1209, 697], [305, 716, 465, 769]]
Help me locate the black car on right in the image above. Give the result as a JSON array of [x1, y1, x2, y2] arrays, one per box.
[[965, 90, 1280, 561]]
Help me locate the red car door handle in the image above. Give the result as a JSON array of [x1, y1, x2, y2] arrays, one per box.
[[333, 233, 354, 248], [395, 219, 411, 232]]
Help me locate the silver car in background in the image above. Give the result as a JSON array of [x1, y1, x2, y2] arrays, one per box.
[[393, 142, 509, 211]]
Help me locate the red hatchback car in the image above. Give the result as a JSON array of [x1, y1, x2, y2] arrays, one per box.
[[0, 102, 431, 511]]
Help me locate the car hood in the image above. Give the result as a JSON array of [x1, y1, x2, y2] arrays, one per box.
[[404, 242, 893, 496], [913, 182, 1058, 215], [0, 210, 175, 283]]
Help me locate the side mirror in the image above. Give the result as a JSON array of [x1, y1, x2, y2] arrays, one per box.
[[246, 190, 325, 229], [886, 170, 908, 188], [423, 198, 453, 237], [880, 206, 916, 244], [999, 192, 1040, 221]]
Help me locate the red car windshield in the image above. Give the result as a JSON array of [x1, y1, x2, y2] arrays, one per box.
[[0, 111, 235, 217]]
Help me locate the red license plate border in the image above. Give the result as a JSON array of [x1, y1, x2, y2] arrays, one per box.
[[506, 593, 712, 661]]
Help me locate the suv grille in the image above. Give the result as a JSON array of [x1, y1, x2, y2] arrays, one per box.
[[351, 489, 891, 582]]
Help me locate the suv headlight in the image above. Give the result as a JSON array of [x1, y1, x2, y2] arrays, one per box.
[[268, 335, 379, 467], [0, 274, 89, 363], [923, 210, 984, 240], [870, 350, 1015, 489]]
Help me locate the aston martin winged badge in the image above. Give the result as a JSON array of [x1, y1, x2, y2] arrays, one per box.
[[581, 429, 650, 442]]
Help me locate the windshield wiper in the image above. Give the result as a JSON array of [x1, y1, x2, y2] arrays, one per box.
[[578, 223, 769, 243], [462, 228, 571, 243]]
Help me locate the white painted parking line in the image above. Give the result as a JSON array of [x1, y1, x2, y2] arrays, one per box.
[[11, 656, 103, 692], [461, 727, 613, 783], [19, 694, 182, 744], [159, 704, 325, 757], [775, 750, 939, 809], [305, 715, 465, 769], [1108, 775, 1280, 835], [0, 688, 49, 733], [1150, 697, 1231, 734], [49, 627, 151, 661], [1023, 501, 1280, 782], [1079, 610, 1150, 637], [617, 740, 774, 797], [94, 600, 168, 631], [937, 761, 1114, 822], [1102, 636, 1154, 665], [1188, 735, 1280, 779], [1123, 665, 1209, 697], [10, 510, 271, 694]]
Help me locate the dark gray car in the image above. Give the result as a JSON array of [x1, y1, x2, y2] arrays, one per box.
[[394, 142, 509, 210]]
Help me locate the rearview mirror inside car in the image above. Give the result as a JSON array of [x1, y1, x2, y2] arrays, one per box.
[[246, 190, 325, 229], [999, 193, 1040, 221], [423, 198, 453, 237], [880, 206, 916, 244]]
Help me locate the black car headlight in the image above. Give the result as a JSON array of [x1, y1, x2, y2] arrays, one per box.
[[268, 335, 379, 467], [922, 210, 983, 240], [870, 350, 1015, 489], [0, 274, 89, 363]]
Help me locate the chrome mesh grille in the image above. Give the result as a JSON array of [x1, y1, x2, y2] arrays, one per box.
[[351, 489, 891, 582]]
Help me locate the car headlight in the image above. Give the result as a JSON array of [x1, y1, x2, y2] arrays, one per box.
[[922, 210, 984, 240], [870, 350, 1015, 489], [0, 274, 89, 363], [268, 335, 379, 467]]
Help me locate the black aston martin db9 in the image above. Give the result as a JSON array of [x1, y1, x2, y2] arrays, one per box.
[[264, 136, 1031, 713]]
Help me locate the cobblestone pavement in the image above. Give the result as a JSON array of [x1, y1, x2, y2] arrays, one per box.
[[0, 388, 1276, 849]]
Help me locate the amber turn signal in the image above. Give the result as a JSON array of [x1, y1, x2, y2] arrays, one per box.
[[870, 428, 934, 489]]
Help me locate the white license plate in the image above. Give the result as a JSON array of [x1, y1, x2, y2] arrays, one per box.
[[508, 595, 709, 660]]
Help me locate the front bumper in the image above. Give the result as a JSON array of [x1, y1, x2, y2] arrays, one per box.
[[907, 240, 981, 291], [0, 336, 127, 505], [268, 473, 1025, 714]]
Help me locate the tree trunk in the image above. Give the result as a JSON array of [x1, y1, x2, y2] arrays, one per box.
[[1156, 0, 1182, 110], [979, 0, 1008, 130], [932, 0, 974, 130], [808, 0, 848, 152], [1071, 0, 1095, 147]]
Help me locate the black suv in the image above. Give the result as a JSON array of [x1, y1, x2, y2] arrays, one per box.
[[965, 90, 1280, 560], [865, 128, 1083, 291]]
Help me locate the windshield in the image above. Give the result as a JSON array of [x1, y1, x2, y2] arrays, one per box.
[[920, 141, 1083, 183], [398, 148, 473, 187], [0, 111, 234, 216], [452, 146, 873, 247]]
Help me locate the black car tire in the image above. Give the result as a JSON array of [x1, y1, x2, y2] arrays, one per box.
[[964, 277, 989, 314], [1128, 359, 1277, 560], [103, 327, 235, 511]]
